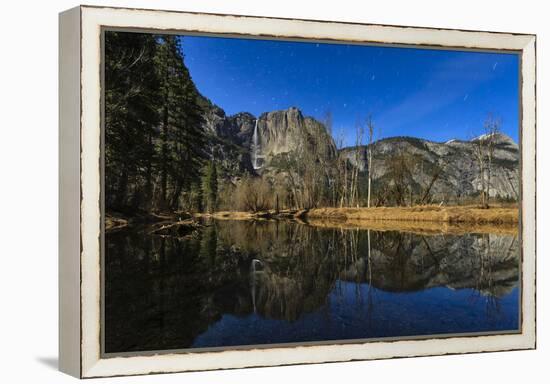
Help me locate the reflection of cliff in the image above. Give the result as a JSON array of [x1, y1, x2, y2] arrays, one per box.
[[105, 220, 519, 353], [213, 221, 519, 304], [340, 231, 519, 297]]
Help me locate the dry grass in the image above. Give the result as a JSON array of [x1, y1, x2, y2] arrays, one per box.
[[306, 204, 518, 225], [305, 205, 519, 235], [193, 205, 519, 235]]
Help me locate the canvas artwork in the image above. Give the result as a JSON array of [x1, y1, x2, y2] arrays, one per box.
[[103, 31, 522, 354], [59, 6, 536, 377]]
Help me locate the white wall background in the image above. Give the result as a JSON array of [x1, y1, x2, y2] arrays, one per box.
[[0, 0, 546, 382]]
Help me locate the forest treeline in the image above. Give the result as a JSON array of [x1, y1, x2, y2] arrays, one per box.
[[105, 32, 210, 214]]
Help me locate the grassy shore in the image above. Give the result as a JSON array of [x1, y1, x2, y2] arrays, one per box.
[[193, 205, 519, 235], [303, 205, 519, 235], [305, 205, 518, 225], [305, 216, 518, 235], [107, 204, 519, 235], [196, 204, 519, 225]]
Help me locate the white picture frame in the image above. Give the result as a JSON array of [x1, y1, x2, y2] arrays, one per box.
[[59, 5, 536, 378]]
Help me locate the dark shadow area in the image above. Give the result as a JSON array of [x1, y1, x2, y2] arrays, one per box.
[[36, 356, 58, 370]]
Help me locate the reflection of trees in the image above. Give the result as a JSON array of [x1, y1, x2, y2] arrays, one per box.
[[467, 233, 514, 324], [209, 221, 518, 322], [363, 229, 377, 328], [105, 221, 519, 353], [105, 225, 252, 353]]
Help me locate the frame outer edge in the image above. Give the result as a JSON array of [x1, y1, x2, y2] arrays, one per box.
[[521, 35, 537, 348], [77, 6, 537, 378], [58, 5, 82, 379]]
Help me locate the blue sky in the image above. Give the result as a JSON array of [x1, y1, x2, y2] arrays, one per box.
[[180, 35, 519, 147]]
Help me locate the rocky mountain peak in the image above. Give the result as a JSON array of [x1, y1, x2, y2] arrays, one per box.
[[201, 102, 336, 173], [470, 132, 517, 148], [254, 107, 336, 165]]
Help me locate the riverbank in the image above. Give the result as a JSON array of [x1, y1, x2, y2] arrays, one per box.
[[193, 209, 303, 221], [196, 205, 519, 235], [304, 205, 519, 225], [106, 204, 519, 235], [195, 204, 519, 226], [105, 211, 186, 231]]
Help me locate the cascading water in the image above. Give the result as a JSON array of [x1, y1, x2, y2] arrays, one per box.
[[251, 119, 264, 169]]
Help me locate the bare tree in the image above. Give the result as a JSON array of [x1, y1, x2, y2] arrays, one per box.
[[279, 153, 302, 210], [335, 129, 348, 208], [320, 110, 337, 207], [350, 119, 365, 207], [420, 159, 447, 205], [472, 114, 501, 208], [384, 145, 420, 206], [472, 136, 487, 208], [236, 176, 272, 212], [366, 115, 375, 208], [484, 115, 501, 205], [277, 131, 329, 210]]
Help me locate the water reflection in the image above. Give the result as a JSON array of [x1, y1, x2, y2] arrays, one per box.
[[104, 220, 519, 353]]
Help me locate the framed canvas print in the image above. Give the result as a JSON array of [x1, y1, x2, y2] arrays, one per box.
[[59, 5, 536, 378]]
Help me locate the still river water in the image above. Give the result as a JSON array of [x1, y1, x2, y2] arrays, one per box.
[[104, 219, 519, 353]]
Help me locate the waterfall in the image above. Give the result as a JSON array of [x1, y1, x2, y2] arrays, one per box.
[[252, 119, 264, 169], [250, 259, 263, 314], [252, 119, 258, 169]]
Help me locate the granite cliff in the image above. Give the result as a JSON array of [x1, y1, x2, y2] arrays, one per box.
[[199, 97, 519, 202], [340, 134, 519, 200]]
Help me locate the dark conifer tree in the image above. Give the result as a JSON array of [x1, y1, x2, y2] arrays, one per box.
[[104, 31, 160, 212], [154, 35, 207, 211], [202, 161, 218, 213], [105, 31, 208, 214]]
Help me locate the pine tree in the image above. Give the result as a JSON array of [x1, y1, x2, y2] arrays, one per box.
[[189, 182, 203, 213], [202, 161, 218, 213], [104, 31, 160, 212], [154, 35, 207, 211], [105, 32, 209, 215]]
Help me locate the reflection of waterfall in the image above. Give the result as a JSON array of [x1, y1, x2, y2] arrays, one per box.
[[250, 259, 263, 313], [251, 119, 265, 169]]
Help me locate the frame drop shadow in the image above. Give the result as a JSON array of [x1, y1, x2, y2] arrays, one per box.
[[36, 356, 58, 370]]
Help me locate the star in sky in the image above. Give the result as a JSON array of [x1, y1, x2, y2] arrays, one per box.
[[181, 35, 520, 145]]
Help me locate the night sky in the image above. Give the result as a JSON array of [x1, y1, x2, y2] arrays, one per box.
[[180, 35, 519, 147]]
